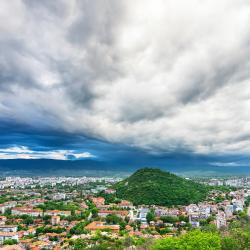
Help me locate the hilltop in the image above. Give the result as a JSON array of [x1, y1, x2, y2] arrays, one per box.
[[114, 168, 209, 206]]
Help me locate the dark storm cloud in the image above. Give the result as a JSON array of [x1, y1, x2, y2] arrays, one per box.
[[1, 0, 250, 156]]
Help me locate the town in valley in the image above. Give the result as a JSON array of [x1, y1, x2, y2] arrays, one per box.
[[0, 174, 249, 249]]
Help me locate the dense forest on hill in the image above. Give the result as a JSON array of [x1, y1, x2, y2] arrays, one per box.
[[114, 168, 209, 206]]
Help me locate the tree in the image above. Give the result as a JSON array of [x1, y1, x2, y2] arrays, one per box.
[[160, 216, 178, 224], [22, 215, 34, 225], [178, 215, 189, 223], [151, 230, 221, 250], [74, 239, 86, 250], [4, 208, 12, 216], [3, 239, 18, 245], [123, 237, 135, 247], [222, 236, 238, 250], [146, 210, 156, 224], [70, 221, 89, 235], [91, 207, 98, 218], [105, 214, 122, 224]]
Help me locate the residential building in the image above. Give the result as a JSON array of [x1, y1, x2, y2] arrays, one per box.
[[118, 200, 133, 209], [85, 221, 120, 233], [90, 197, 105, 207], [216, 211, 227, 229], [11, 208, 43, 217], [44, 210, 71, 217], [138, 208, 149, 224], [0, 232, 19, 245], [98, 210, 129, 218], [51, 216, 60, 226], [0, 216, 7, 225], [52, 193, 66, 201], [0, 225, 17, 233], [104, 189, 116, 194]]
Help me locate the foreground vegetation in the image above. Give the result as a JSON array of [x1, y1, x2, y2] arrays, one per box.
[[68, 212, 250, 250]]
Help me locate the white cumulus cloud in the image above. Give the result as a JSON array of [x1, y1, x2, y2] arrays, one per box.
[[0, 146, 95, 160]]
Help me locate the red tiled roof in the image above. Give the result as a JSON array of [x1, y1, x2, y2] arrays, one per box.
[[99, 210, 128, 216], [85, 221, 119, 231]]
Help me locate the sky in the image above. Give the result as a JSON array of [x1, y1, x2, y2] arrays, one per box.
[[1, 0, 250, 174]]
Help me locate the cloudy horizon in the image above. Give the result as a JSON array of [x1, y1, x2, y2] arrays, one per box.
[[1, 0, 250, 172]]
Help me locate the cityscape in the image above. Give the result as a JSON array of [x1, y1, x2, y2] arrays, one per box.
[[0, 172, 249, 249]]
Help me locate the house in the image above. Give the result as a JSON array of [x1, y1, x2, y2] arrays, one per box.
[[0, 245, 22, 250], [189, 212, 200, 227], [118, 200, 133, 209], [59, 220, 70, 227], [210, 204, 218, 213], [199, 205, 211, 219], [44, 210, 71, 217], [225, 205, 234, 218], [129, 231, 143, 237], [0, 232, 19, 245], [190, 221, 200, 228], [232, 199, 244, 212], [95, 204, 111, 210], [216, 211, 227, 229], [11, 207, 43, 217], [27, 240, 53, 249], [25, 199, 45, 207], [90, 197, 105, 207], [85, 221, 119, 233], [186, 204, 199, 214], [138, 208, 149, 223], [80, 201, 88, 209], [0, 216, 7, 225], [140, 224, 148, 230], [104, 189, 116, 194], [0, 225, 17, 233], [51, 216, 60, 226], [125, 225, 133, 232], [0, 201, 17, 214], [23, 228, 36, 236], [167, 208, 180, 217], [98, 210, 129, 218], [75, 210, 82, 216], [52, 193, 66, 201], [155, 208, 169, 217], [0, 205, 6, 215]]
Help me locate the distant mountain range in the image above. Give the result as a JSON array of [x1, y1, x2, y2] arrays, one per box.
[[0, 157, 250, 177], [0, 159, 130, 177]]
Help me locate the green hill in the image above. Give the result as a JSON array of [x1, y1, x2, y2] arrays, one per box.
[[114, 168, 209, 206]]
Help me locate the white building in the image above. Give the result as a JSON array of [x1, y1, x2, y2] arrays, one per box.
[[0, 225, 17, 233], [216, 211, 227, 229], [44, 210, 71, 217], [0, 232, 18, 245], [0, 216, 7, 225], [138, 208, 149, 224], [232, 199, 244, 212], [225, 205, 234, 218], [51, 216, 60, 226], [186, 204, 199, 214], [199, 205, 211, 219], [52, 193, 66, 201], [11, 208, 43, 217], [0, 201, 17, 214]]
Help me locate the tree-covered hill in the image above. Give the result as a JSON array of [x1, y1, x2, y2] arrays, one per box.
[[114, 168, 209, 206]]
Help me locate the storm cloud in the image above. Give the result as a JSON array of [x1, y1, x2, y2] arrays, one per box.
[[1, 0, 250, 156]]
